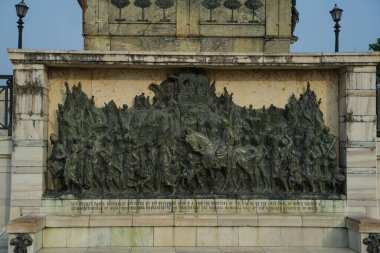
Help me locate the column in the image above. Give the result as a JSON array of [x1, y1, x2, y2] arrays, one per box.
[[10, 63, 49, 218], [339, 66, 378, 218]]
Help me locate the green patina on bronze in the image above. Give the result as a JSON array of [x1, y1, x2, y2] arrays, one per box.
[[10, 234, 33, 253], [47, 72, 344, 199]]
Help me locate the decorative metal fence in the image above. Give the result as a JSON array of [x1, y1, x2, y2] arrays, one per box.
[[0, 75, 13, 136]]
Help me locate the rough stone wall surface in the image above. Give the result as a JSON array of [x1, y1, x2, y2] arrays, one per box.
[[7, 51, 379, 205], [47, 68, 339, 140], [83, 0, 293, 52]]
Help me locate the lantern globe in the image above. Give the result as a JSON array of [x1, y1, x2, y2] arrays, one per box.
[[15, 0, 29, 19], [330, 4, 343, 23]]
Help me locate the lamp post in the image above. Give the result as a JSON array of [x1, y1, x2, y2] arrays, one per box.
[[329, 4, 343, 52], [15, 0, 29, 49]]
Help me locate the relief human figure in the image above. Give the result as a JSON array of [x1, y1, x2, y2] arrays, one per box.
[[156, 138, 176, 194], [303, 128, 324, 193], [99, 150, 122, 193], [49, 133, 67, 192], [83, 136, 98, 191], [64, 143, 84, 193], [268, 133, 291, 192]]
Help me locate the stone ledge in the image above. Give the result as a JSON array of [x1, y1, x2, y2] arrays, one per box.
[[35, 246, 357, 253], [7, 49, 380, 69], [41, 213, 347, 228], [7, 215, 45, 233], [346, 216, 380, 233]]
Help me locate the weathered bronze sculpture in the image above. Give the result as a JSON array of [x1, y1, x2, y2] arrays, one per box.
[[47, 72, 344, 198], [10, 234, 33, 253]]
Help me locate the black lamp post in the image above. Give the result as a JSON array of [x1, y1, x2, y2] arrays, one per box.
[[15, 0, 29, 49], [329, 4, 343, 52]]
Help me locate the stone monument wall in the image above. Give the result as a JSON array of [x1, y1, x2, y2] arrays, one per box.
[[83, 0, 295, 52], [6, 50, 380, 251]]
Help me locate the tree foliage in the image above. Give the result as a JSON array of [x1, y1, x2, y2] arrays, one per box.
[[244, 0, 262, 22], [111, 0, 130, 8], [134, 0, 152, 9], [224, 0, 241, 22], [244, 0, 262, 11], [134, 0, 151, 21], [202, 0, 222, 22], [111, 0, 130, 21], [155, 0, 174, 21], [202, 0, 222, 10], [224, 0, 242, 10], [155, 0, 174, 9]]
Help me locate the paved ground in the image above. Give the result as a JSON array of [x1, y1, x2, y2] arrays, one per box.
[[24, 247, 357, 253]]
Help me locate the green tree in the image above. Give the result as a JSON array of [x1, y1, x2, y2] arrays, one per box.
[[202, 0, 222, 22], [369, 38, 380, 83], [134, 0, 152, 21], [224, 0, 242, 23], [244, 0, 263, 23], [155, 0, 174, 22], [111, 0, 130, 21]]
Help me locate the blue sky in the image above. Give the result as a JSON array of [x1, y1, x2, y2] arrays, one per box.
[[0, 0, 379, 74]]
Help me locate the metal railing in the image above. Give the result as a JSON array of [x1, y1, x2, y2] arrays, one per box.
[[0, 75, 13, 136]]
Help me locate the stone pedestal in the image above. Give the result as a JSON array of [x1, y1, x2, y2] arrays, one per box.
[[6, 50, 380, 252]]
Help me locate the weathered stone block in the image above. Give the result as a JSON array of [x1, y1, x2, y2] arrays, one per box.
[[89, 227, 111, 247], [10, 174, 44, 202], [173, 227, 196, 246], [238, 227, 259, 246], [339, 68, 377, 90], [196, 227, 218, 246], [278, 0, 291, 36], [45, 215, 89, 228], [340, 147, 376, 168], [12, 146, 47, 167], [131, 227, 153, 247], [154, 227, 173, 246], [110, 23, 176, 36], [257, 227, 281, 246], [200, 24, 265, 37], [66, 227, 90, 247], [342, 122, 376, 142], [110, 227, 132, 247], [43, 228, 67, 248], [323, 228, 347, 247], [339, 95, 376, 117], [133, 214, 173, 226], [13, 69, 47, 88], [300, 227, 324, 246], [217, 213, 258, 226], [174, 214, 217, 227], [301, 214, 345, 228], [258, 214, 302, 227], [90, 214, 132, 227], [14, 89, 48, 116], [216, 227, 239, 246], [13, 120, 48, 141], [0, 172, 10, 201], [346, 173, 377, 201]]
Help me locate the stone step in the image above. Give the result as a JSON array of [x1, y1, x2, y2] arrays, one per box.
[[34, 247, 357, 253]]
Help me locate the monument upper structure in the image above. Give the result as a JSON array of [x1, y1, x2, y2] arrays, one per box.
[[78, 0, 297, 53]]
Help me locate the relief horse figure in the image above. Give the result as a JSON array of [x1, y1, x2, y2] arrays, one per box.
[[185, 132, 257, 192]]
